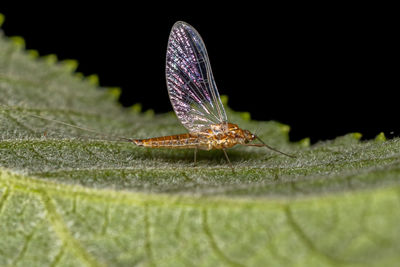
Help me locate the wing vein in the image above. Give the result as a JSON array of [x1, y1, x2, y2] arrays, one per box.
[[166, 21, 227, 132]]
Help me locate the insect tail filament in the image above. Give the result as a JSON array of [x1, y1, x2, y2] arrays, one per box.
[[27, 114, 134, 143]]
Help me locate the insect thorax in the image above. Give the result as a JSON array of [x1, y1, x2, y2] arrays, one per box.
[[196, 123, 247, 150]]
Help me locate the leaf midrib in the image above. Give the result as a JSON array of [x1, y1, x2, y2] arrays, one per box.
[[2, 168, 400, 207]]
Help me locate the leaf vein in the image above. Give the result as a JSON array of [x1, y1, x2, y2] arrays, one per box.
[[0, 186, 10, 217], [144, 204, 156, 267], [38, 191, 104, 267], [202, 208, 244, 267], [284, 205, 351, 266], [10, 226, 37, 266], [49, 243, 66, 267]]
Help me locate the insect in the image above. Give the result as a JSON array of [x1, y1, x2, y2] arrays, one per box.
[[29, 21, 294, 169]]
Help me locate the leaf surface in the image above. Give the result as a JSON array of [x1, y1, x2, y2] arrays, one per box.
[[1, 21, 400, 266]]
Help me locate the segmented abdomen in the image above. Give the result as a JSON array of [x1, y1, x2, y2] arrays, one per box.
[[133, 133, 200, 148]]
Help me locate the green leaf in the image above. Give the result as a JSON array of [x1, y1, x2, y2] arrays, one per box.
[[1, 19, 400, 266]]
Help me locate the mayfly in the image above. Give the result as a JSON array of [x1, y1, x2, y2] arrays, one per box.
[[30, 21, 294, 168]]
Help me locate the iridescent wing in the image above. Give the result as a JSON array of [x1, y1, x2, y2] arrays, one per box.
[[166, 21, 227, 132]]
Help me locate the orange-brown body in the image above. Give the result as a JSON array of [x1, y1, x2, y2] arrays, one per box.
[[133, 123, 255, 150]]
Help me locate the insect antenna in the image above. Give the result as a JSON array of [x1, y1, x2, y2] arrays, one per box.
[[27, 114, 134, 143], [255, 135, 296, 158]]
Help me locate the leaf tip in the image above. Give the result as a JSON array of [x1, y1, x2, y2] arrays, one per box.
[[10, 36, 26, 50], [375, 132, 386, 142], [0, 14, 4, 27], [298, 137, 310, 147], [107, 87, 122, 100], [351, 132, 362, 140], [27, 49, 40, 59], [279, 124, 290, 134], [240, 111, 251, 121], [87, 74, 100, 86], [42, 54, 58, 65], [220, 95, 228, 106], [74, 72, 85, 80], [60, 59, 79, 73], [145, 109, 155, 117], [131, 103, 142, 113]]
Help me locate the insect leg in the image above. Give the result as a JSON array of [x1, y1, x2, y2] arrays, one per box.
[[222, 149, 234, 172]]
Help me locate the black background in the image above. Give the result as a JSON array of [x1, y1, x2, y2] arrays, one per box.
[[1, 4, 398, 143]]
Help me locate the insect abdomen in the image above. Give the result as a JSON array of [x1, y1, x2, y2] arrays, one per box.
[[133, 134, 199, 148]]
